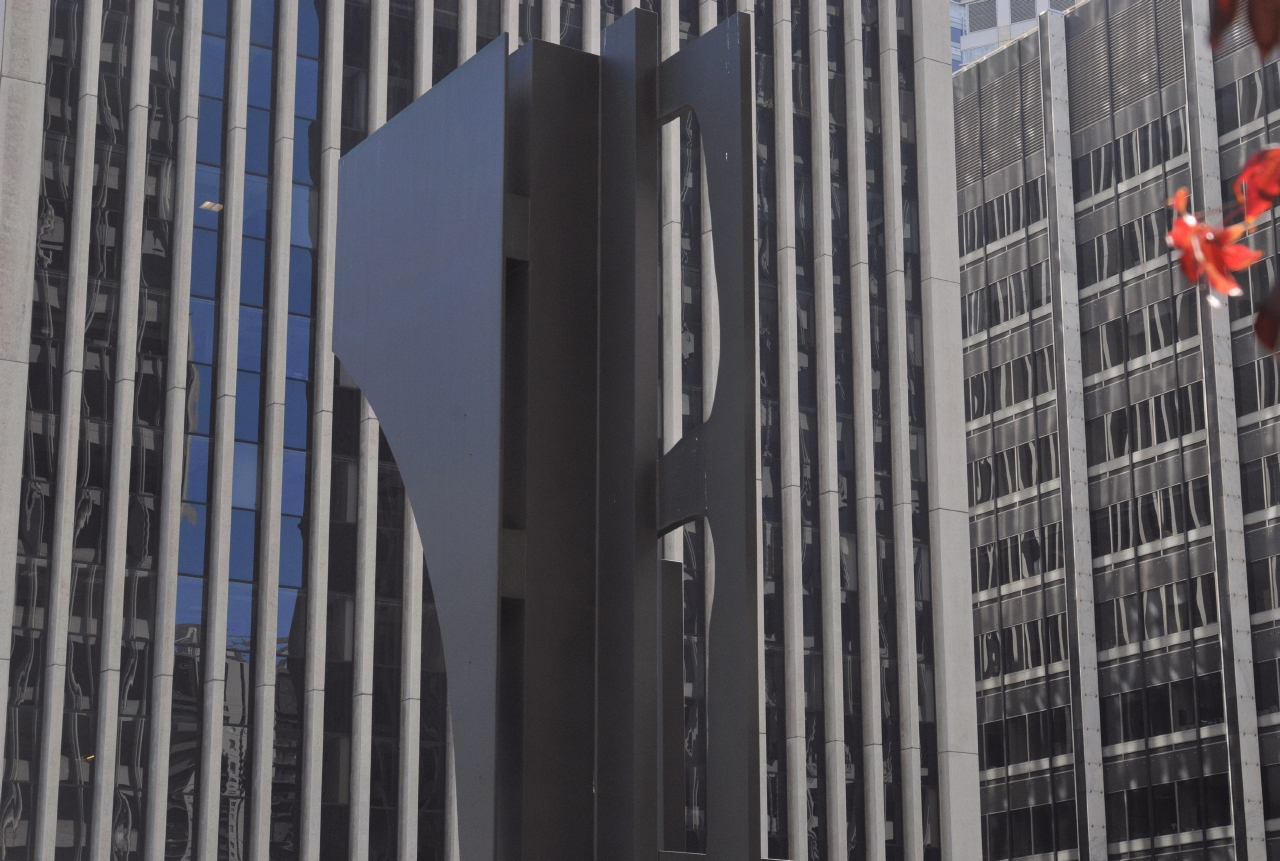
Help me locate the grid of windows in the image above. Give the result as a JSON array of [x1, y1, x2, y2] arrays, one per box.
[[1072, 107, 1188, 201], [1089, 476, 1214, 558], [958, 176, 1047, 256], [967, 432, 1061, 507], [1094, 573, 1218, 650], [964, 345, 1055, 421], [961, 261, 1049, 338], [1081, 289, 1199, 376], [974, 612, 1069, 680]]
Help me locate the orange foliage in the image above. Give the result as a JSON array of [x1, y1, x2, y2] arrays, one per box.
[[1212, 0, 1280, 56], [1235, 147, 1280, 222], [1166, 188, 1261, 306]]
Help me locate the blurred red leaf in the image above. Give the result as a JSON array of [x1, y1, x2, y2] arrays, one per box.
[[1167, 187, 1262, 304], [1235, 147, 1280, 222], [1255, 280, 1280, 351], [1212, 0, 1239, 47], [1251, 0, 1280, 56]]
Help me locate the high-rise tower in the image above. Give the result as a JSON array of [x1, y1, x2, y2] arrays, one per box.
[[0, 0, 974, 859], [956, 2, 1280, 858]]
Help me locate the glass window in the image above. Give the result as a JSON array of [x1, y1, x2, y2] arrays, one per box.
[[287, 315, 312, 380], [1264, 764, 1280, 819], [245, 107, 272, 177], [296, 57, 320, 119], [280, 516, 305, 588], [198, 97, 224, 166], [185, 435, 210, 503], [241, 238, 267, 307], [292, 184, 315, 247], [281, 450, 308, 517], [294, 118, 316, 185], [250, 0, 275, 46], [233, 442, 259, 509], [243, 173, 270, 239], [226, 582, 255, 651], [178, 504, 207, 576], [195, 165, 223, 229], [1170, 678, 1196, 730], [189, 298, 217, 364], [248, 45, 275, 109], [200, 34, 226, 98], [188, 363, 214, 436], [192, 228, 220, 298], [278, 586, 301, 652], [239, 307, 264, 371], [1151, 782, 1178, 836], [297, 2, 321, 58], [1204, 774, 1231, 827], [236, 371, 261, 442], [176, 575, 205, 627], [229, 509, 257, 582], [284, 380, 310, 450], [289, 247, 313, 314]]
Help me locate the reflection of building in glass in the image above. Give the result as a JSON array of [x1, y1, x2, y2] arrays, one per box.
[[955, 1, 1280, 857], [0, 1, 975, 860]]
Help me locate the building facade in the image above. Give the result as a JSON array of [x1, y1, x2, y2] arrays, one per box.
[[955, 1, 1280, 859], [0, 0, 974, 860]]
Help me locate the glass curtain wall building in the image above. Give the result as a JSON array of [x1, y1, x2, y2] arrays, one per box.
[[0, 0, 976, 860], [955, 1, 1280, 858]]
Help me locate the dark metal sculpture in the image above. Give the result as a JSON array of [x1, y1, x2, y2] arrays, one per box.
[[334, 13, 756, 859]]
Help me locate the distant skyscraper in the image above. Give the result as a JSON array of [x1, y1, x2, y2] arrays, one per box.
[[955, 0, 1280, 857], [953, 0, 1074, 69]]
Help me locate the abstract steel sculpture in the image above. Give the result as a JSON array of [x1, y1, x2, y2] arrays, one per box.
[[333, 12, 756, 859]]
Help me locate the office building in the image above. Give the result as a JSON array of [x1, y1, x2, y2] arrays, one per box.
[[0, 0, 975, 859], [955, 1, 1280, 858], [951, 0, 1073, 68]]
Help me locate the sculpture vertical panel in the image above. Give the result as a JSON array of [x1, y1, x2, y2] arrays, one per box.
[[654, 14, 761, 861], [333, 36, 509, 861], [597, 10, 662, 861]]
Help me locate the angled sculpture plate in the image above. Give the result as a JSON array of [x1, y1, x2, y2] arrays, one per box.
[[334, 35, 509, 861]]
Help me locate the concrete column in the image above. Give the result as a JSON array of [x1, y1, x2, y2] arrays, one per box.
[[659, 0, 681, 567], [370, 0, 389, 128], [87, 2, 157, 857], [806, 0, 851, 857], [144, 2, 206, 858], [397, 510, 424, 861], [194, 0, 255, 856], [1037, 12, 1106, 859], [501, 0, 518, 51], [245, 2, 300, 858], [543, 0, 560, 44], [31, 1, 103, 856], [910, 2, 980, 860], [583, 0, 600, 53], [416, 0, 435, 93], [841, 0, 885, 856], [297, 0, 345, 857], [876, 4, 924, 859], [347, 399, 379, 861], [0, 0, 53, 786], [1181, 1, 1264, 857], [767, 1, 809, 856], [697, 0, 719, 793], [459, 0, 477, 60], [445, 709, 460, 861]]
